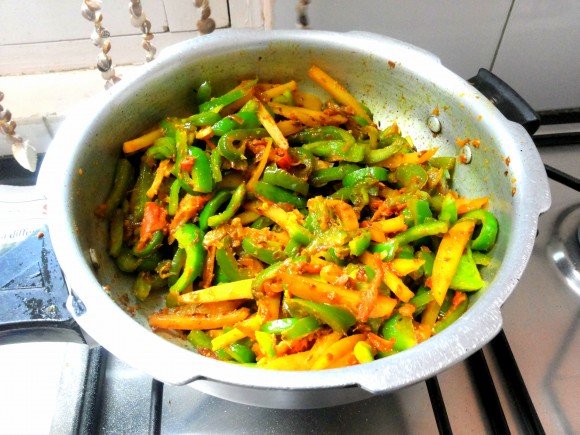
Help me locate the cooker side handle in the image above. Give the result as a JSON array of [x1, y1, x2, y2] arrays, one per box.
[[469, 68, 540, 135], [0, 227, 89, 345]]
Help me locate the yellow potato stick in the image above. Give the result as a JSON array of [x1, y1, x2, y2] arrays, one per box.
[[293, 90, 323, 110], [256, 100, 289, 149], [276, 119, 304, 136], [268, 102, 347, 127], [260, 80, 298, 101], [211, 314, 262, 350], [123, 128, 164, 154], [389, 258, 426, 276], [308, 65, 372, 125], [430, 219, 476, 305], [280, 273, 397, 319], [248, 138, 272, 186], [179, 279, 254, 304], [311, 334, 366, 370], [379, 147, 439, 169], [148, 307, 250, 330]]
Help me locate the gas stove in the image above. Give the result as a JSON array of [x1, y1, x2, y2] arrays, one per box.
[[0, 117, 578, 434]]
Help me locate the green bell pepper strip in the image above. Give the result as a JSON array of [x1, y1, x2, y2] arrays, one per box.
[[407, 198, 433, 226], [196, 81, 212, 105], [329, 179, 375, 208], [216, 238, 251, 282], [250, 216, 273, 229], [394, 219, 449, 245], [207, 183, 246, 228], [187, 329, 212, 349], [198, 78, 258, 113], [381, 313, 418, 351], [160, 118, 178, 138], [378, 132, 405, 148], [165, 291, 180, 308], [103, 158, 134, 218], [417, 250, 435, 277], [323, 247, 349, 265], [396, 244, 415, 260], [108, 208, 125, 257], [145, 137, 176, 160], [348, 229, 371, 256], [251, 260, 283, 291], [172, 128, 189, 178], [284, 238, 302, 257], [252, 181, 307, 209], [342, 166, 389, 187], [262, 165, 309, 196], [429, 156, 456, 170], [305, 227, 350, 255], [136, 250, 163, 272], [363, 137, 406, 164], [438, 194, 458, 225], [290, 126, 356, 146], [369, 240, 398, 261], [210, 147, 223, 183], [394, 164, 428, 190], [433, 297, 469, 334], [218, 128, 268, 163], [132, 271, 166, 301], [199, 190, 232, 231], [261, 317, 299, 334], [115, 248, 162, 274], [461, 210, 498, 251], [168, 247, 186, 287], [115, 247, 141, 272], [241, 237, 287, 265], [286, 147, 316, 180], [169, 223, 206, 293], [168, 179, 181, 216], [303, 196, 330, 235], [302, 140, 366, 163], [309, 164, 360, 187], [284, 298, 356, 335], [409, 286, 434, 312], [129, 159, 155, 222], [450, 248, 485, 291], [282, 316, 321, 340], [186, 146, 213, 193], [183, 111, 222, 128], [352, 115, 370, 127], [132, 229, 164, 258], [211, 112, 261, 136], [472, 251, 492, 266], [225, 342, 256, 364], [259, 205, 312, 245]]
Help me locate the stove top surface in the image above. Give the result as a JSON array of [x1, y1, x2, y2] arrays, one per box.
[[0, 123, 578, 434]]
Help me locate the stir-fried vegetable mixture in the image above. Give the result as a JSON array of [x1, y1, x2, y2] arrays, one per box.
[[99, 65, 499, 370]]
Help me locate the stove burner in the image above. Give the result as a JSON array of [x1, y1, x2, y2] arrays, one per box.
[[548, 204, 580, 297]]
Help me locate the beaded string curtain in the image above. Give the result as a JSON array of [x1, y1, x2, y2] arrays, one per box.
[[2, 0, 309, 171]]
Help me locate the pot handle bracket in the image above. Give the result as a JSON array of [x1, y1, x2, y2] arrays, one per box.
[[0, 226, 92, 346], [469, 68, 540, 135]]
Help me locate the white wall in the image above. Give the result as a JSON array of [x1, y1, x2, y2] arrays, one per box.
[[272, 0, 580, 111]]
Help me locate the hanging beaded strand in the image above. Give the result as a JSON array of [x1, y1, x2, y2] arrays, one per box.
[[128, 0, 156, 62], [195, 0, 216, 35], [296, 0, 311, 29], [81, 0, 121, 89], [0, 92, 38, 172]]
